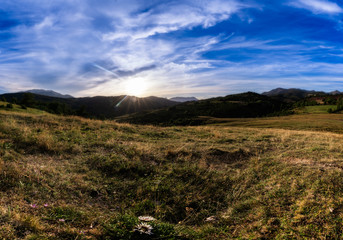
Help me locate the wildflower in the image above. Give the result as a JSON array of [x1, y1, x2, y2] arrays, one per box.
[[58, 218, 65, 222], [138, 216, 156, 222], [205, 216, 217, 222], [30, 204, 37, 208], [43, 203, 48, 207], [134, 223, 153, 235]]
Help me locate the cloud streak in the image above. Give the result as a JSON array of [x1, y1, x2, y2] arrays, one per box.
[[1, 0, 343, 97], [290, 0, 343, 14]]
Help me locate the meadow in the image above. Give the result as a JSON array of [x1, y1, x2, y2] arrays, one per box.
[[2, 102, 343, 239]]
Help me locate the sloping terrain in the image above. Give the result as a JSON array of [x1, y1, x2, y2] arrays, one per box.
[[2, 103, 343, 239], [118, 92, 291, 126], [26, 89, 74, 99], [262, 88, 326, 102], [0, 92, 178, 118], [169, 97, 198, 102]]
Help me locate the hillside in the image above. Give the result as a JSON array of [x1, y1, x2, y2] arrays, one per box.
[[169, 97, 198, 102], [26, 89, 74, 98], [0, 92, 178, 118], [262, 88, 327, 102], [118, 92, 291, 125], [3, 102, 343, 238]]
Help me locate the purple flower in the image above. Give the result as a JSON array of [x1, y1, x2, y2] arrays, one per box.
[[58, 218, 65, 222], [30, 204, 37, 208]]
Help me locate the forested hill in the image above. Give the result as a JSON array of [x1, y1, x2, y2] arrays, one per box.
[[118, 92, 291, 125], [0, 92, 178, 118]]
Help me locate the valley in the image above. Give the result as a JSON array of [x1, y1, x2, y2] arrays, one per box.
[[1, 100, 343, 239]]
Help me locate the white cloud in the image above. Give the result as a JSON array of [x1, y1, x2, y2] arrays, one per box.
[[5, 0, 343, 97], [34, 17, 54, 31], [290, 0, 343, 14], [0, 0, 255, 97], [101, 0, 246, 42]]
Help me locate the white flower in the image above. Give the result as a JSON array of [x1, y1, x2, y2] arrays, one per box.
[[138, 216, 156, 222], [134, 223, 153, 235], [205, 216, 217, 222]]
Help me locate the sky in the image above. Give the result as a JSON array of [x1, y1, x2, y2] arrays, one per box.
[[2, 0, 343, 98]]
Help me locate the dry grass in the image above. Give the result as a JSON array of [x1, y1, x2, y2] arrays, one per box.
[[2, 106, 343, 238]]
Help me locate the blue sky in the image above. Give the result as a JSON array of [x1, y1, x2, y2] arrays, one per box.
[[1, 0, 343, 98]]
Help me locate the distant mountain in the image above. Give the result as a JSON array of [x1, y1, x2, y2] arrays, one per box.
[[0, 92, 179, 118], [169, 97, 198, 102], [330, 90, 342, 95], [26, 89, 74, 98], [262, 88, 326, 102], [118, 92, 292, 126]]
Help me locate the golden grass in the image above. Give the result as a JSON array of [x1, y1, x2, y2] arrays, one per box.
[[2, 109, 343, 238]]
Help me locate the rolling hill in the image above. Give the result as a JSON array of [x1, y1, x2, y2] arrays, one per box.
[[118, 92, 292, 125], [169, 97, 198, 102], [25, 89, 74, 98], [262, 88, 327, 102], [0, 92, 179, 118], [2, 101, 343, 238]]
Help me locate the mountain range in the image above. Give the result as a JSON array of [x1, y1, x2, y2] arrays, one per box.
[[1, 87, 342, 123], [118, 92, 291, 125], [262, 88, 341, 102], [169, 97, 198, 102], [25, 89, 74, 98], [0, 91, 178, 118]]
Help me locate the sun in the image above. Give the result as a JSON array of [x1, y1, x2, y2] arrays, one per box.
[[124, 78, 148, 96]]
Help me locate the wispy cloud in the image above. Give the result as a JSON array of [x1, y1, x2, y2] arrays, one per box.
[[1, 0, 343, 97], [289, 0, 343, 14], [0, 0, 256, 96]]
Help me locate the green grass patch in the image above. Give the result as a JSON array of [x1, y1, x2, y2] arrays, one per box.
[[300, 105, 337, 114]]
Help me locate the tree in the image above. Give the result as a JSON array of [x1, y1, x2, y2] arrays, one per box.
[[21, 93, 36, 107], [6, 103, 13, 109], [337, 98, 343, 112], [76, 105, 88, 116]]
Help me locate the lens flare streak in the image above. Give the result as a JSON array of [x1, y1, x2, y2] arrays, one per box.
[[115, 95, 128, 108]]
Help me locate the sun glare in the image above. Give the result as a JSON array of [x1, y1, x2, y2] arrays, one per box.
[[124, 78, 148, 96]]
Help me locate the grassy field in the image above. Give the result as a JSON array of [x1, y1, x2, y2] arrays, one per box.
[[2, 104, 343, 239], [300, 105, 336, 114], [207, 110, 343, 134]]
